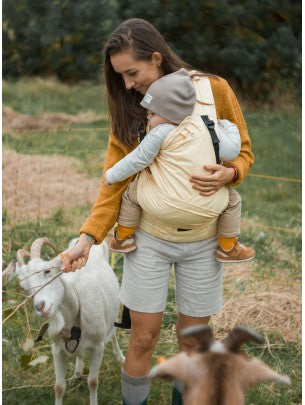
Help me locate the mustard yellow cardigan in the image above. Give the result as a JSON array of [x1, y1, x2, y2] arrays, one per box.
[[80, 76, 254, 243]]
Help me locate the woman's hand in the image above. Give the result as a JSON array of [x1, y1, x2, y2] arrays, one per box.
[[61, 233, 95, 272], [189, 164, 235, 196]]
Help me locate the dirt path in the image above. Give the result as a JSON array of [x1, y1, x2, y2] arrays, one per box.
[[3, 105, 107, 132], [3, 148, 101, 221]]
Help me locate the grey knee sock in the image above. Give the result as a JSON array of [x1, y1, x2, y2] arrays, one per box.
[[173, 378, 184, 393], [121, 369, 150, 405]]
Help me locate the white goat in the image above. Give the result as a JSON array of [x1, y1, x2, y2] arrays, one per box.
[[14, 237, 125, 405], [149, 325, 290, 405]]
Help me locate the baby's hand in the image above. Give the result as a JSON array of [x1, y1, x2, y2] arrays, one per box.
[[103, 175, 111, 186]]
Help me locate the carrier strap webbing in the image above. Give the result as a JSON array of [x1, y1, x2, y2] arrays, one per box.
[[114, 305, 131, 329], [201, 115, 220, 164]]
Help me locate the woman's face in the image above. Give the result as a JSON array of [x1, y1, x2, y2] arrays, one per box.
[[110, 50, 163, 94]]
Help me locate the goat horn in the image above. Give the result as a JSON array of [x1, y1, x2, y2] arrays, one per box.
[[30, 238, 56, 259], [2, 260, 17, 283], [16, 249, 30, 266], [224, 326, 265, 353], [180, 324, 213, 352]]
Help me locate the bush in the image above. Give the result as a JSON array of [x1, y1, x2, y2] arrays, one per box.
[[3, 0, 301, 101], [118, 0, 301, 100], [3, 0, 119, 81]]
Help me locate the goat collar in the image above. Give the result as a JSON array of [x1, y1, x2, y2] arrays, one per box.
[[59, 278, 82, 353]]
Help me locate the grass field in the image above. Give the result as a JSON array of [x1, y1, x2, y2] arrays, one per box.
[[2, 78, 302, 404]]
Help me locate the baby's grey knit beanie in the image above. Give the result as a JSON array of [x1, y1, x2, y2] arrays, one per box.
[[140, 68, 196, 124]]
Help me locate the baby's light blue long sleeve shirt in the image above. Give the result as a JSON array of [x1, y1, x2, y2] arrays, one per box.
[[105, 120, 241, 184], [105, 124, 176, 184]]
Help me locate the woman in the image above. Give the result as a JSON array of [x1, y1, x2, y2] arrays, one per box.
[[62, 18, 254, 405]]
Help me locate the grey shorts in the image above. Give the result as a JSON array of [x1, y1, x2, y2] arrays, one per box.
[[118, 229, 223, 317]]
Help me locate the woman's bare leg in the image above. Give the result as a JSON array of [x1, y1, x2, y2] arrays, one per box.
[[176, 313, 210, 352], [124, 310, 163, 376]]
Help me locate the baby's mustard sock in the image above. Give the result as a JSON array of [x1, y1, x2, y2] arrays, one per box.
[[218, 236, 237, 251], [117, 225, 136, 240]]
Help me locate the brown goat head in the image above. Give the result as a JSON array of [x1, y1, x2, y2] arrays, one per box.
[[149, 325, 290, 405]]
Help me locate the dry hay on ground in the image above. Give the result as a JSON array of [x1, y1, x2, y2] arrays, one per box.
[[3, 148, 101, 221], [210, 263, 301, 344], [3, 105, 107, 133]]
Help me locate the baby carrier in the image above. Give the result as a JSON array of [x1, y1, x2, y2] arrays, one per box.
[[137, 72, 229, 242]]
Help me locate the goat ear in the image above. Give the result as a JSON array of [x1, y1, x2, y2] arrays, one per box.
[[15, 262, 21, 276], [224, 326, 264, 352], [246, 358, 291, 386], [2, 260, 17, 283], [180, 324, 213, 352]]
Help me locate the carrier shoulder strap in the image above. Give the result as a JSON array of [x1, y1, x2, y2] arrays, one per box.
[[201, 115, 220, 164], [190, 74, 220, 164], [114, 305, 131, 329]]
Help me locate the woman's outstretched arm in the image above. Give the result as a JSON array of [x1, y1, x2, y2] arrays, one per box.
[[80, 132, 138, 243]]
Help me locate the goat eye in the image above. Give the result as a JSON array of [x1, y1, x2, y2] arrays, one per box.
[[44, 270, 51, 276]]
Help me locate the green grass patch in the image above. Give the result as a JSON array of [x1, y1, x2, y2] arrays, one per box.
[[244, 111, 301, 179], [237, 110, 301, 277], [245, 339, 301, 405], [238, 226, 301, 280], [3, 77, 107, 115]]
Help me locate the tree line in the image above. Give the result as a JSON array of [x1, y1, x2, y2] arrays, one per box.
[[3, 0, 301, 100]]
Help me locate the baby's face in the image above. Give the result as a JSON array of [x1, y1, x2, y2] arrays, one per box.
[[147, 111, 172, 129]]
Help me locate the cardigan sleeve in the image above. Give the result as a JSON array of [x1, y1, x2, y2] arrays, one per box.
[[210, 76, 254, 185], [79, 132, 138, 243]]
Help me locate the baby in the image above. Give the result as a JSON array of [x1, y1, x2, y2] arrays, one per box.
[[105, 69, 255, 263]]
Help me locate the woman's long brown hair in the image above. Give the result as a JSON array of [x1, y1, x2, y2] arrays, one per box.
[[103, 18, 192, 146]]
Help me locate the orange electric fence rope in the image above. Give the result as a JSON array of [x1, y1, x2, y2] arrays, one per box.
[[246, 223, 301, 234], [248, 173, 301, 183]]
